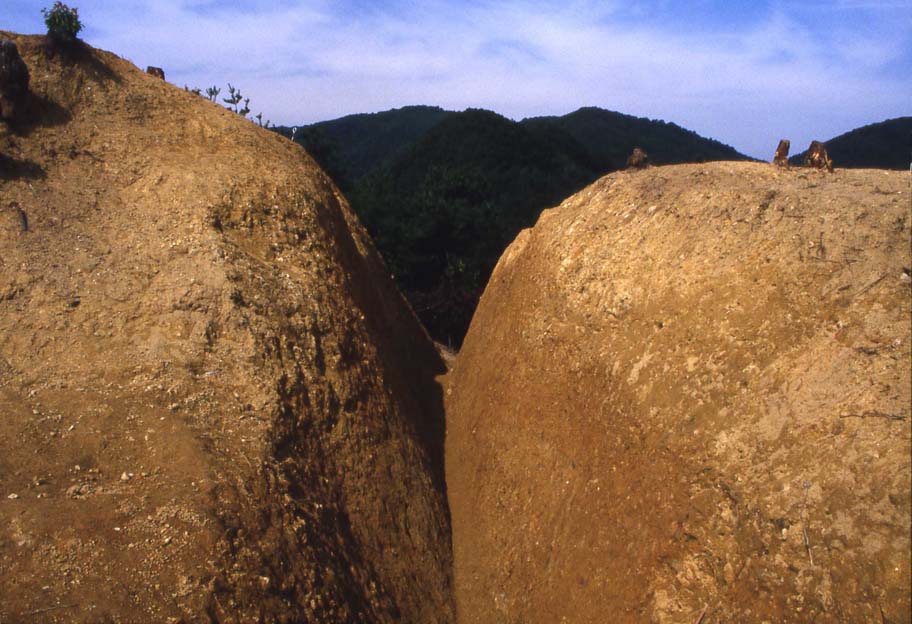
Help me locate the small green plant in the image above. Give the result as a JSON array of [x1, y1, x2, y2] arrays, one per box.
[[222, 83, 250, 117], [42, 2, 83, 42], [187, 82, 270, 127]]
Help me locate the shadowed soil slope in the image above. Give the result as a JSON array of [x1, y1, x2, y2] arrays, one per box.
[[0, 34, 453, 623], [446, 162, 911, 623]]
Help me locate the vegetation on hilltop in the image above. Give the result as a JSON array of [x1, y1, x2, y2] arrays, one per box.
[[42, 2, 82, 43], [523, 107, 751, 170], [349, 109, 600, 344], [273, 106, 451, 190]]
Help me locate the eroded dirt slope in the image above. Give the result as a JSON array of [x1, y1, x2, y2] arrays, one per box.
[[446, 162, 911, 623], [1, 34, 453, 623]]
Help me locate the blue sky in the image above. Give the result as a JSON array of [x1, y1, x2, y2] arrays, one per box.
[[5, 0, 910, 158]]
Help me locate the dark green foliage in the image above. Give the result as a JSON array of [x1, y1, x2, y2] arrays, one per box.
[[789, 117, 912, 170], [222, 83, 250, 116], [187, 83, 268, 126], [42, 2, 83, 42], [278, 105, 750, 345], [349, 109, 600, 345], [522, 107, 750, 170], [273, 106, 452, 191], [272, 125, 351, 187]]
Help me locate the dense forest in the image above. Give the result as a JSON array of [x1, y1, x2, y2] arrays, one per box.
[[349, 109, 603, 344], [790, 117, 911, 170], [522, 107, 747, 170], [275, 106, 752, 345], [274, 106, 451, 190]]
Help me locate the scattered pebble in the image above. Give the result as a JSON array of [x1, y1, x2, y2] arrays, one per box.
[[66, 483, 93, 498], [7, 493, 19, 500]]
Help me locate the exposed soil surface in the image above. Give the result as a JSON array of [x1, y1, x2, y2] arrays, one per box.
[[446, 162, 911, 623], [1, 34, 453, 623], [3, 32, 911, 624]]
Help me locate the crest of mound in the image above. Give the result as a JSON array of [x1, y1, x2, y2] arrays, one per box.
[[446, 161, 911, 623], [0, 34, 452, 622]]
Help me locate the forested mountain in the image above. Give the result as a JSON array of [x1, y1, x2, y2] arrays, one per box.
[[273, 105, 451, 189], [789, 117, 911, 170], [349, 109, 601, 345], [275, 106, 750, 345], [523, 107, 750, 170]]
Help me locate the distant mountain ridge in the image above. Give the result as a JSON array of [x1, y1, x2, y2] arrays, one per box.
[[789, 117, 911, 170], [275, 105, 751, 191], [274, 106, 451, 188], [522, 106, 750, 170]]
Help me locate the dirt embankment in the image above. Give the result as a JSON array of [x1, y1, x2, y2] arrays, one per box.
[[446, 162, 911, 623], [1, 34, 453, 622]]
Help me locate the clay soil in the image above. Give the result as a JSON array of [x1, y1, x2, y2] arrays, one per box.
[[446, 162, 911, 623], [1, 34, 453, 623], [2, 31, 911, 624]]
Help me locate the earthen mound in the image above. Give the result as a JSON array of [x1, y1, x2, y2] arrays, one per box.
[[1, 33, 453, 622], [446, 162, 911, 623]]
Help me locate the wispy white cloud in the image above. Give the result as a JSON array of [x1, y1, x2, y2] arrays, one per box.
[[5, 0, 910, 158]]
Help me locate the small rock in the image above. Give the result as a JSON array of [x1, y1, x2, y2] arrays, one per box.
[[66, 483, 93, 498], [7, 493, 19, 499], [120, 472, 131, 482], [723, 561, 736, 584], [626, 147, 649, 169]]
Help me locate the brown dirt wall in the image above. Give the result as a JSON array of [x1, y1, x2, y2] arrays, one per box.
[[446, 162, 911, 623], [0, 33, 454, 623]]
